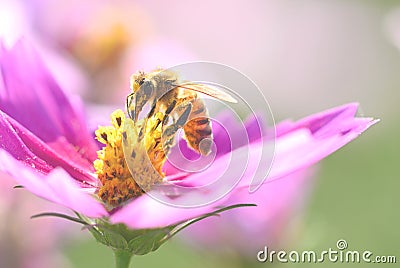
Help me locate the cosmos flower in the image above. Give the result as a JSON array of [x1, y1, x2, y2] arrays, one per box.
[[0, 40, 377, 267]]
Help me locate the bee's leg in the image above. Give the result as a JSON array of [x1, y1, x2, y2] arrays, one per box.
[[126, 92, 137, 120], [162, 99, 177, 125], [162, 102, 192, 153], [147, 99, 157, 118], [126, 92, 133, 112], [131, 83, 154, 122]]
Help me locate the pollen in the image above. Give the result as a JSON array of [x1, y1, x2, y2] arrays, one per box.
[[94, 109, 164, 208]]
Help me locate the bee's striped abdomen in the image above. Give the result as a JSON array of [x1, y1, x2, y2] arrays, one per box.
[[183, 97, 213, 155]]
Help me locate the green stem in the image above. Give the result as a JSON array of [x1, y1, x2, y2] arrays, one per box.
[[114, 250, 132, 268]]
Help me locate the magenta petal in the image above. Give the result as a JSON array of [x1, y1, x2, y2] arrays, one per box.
[[276, 102, 359, 137], [238, 118, 378, 189], [0, 40, 98, 162], [0, 110, 97, 183], [211, 112, 265, 153], [109, 104, 376, 229], [264, 117, 378, 182], [163, 111, 264, 175], [0, 110, 53, 174], [110, 193, 235, 229], [243, 112, 265, 143], [169, 105, 376, 192], [0, 150, 107, 218]]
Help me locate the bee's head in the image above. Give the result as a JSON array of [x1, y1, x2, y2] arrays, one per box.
[[131, 71, 154, 95]]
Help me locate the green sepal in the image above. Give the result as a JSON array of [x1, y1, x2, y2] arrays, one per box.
[[90, 203, 256, 255], [87, 226, 109, 246], [86, 220, 131, 250], [32, 203, 256, 256], [127, 228, 173, 255], [102, 227, 129, 250], [85, 219, 175, 255]]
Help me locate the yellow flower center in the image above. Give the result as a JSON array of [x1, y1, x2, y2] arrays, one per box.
[[94, 109, 166, 208]]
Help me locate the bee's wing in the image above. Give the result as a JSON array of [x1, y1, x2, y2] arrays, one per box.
[[174, 83, 238, 103]]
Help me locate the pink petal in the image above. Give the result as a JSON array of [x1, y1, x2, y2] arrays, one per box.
[[176, 104, 377, 189], [111, 104, 377, 229], [275, 102, 359, 137], [0, 40, 98, 162], [163, 111, 264, 175], [264, 118, 378, 184], [0, 110, 97, 183], [0, 150, 107, 218], [110, 191, 239, 229]]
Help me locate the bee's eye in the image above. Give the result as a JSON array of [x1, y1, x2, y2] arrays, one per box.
[[141, 80, 154, 96], [138, 78, 145, 86]]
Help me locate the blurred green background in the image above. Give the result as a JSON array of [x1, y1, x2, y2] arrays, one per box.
[[1, 0, 399, 267]]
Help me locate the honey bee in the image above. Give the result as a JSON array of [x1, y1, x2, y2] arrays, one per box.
[[126, 68, 237, 157]]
